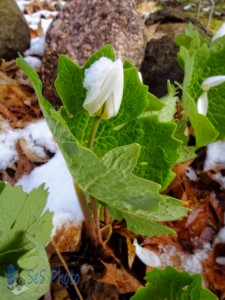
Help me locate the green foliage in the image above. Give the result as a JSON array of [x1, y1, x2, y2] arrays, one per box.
[[0, 183, 53, 300], [176, 24, 225, 146], [131, 266, 218, 300], [17, 48, 188, 237], [55, 51, 181, 190]]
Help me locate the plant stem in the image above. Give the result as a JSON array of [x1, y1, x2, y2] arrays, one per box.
[[104, 207, 111, 225], [87, 116, 100, 149], [74, 182, 99, 249], [87, 116, 103, 245], [51, 240, 84, 300], [90, 195, 103, 244]]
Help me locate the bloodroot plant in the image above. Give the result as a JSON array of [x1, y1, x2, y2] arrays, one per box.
[[16, 28, 225, 297], [17, 46, 188, 251]]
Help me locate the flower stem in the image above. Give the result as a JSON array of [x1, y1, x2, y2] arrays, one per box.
[[104, 207, 111, 225], [90, 195, 103, 245], [87, 116, 100, 150], [87, 116, 103, 245], [74, 182, 99, 249]]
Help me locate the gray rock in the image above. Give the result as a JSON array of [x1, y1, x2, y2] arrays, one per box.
[[140, 8, 211, 98], [0, 0, 30, 60], [41, 0, 147, 107]]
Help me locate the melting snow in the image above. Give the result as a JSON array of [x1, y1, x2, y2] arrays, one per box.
[[0, 119, 83, 232], [204, 141, 225, 170]]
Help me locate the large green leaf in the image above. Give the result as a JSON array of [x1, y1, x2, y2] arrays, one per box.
[[54, 47, 181, 190], [17, 56, 188, 237], [131, 266, 218, 300], [0, 183, 53, 300]]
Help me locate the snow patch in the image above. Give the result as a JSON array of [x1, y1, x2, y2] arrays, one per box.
[[204, 141, 225, 170], [25, 37, 45, 57], [24, 56, 42, 70], [180, 243, 211, 274], [16, 139, 83, 232], [158, 243, 210, 274], [186, 167, 198, 181], [0, 120, 56, 169]]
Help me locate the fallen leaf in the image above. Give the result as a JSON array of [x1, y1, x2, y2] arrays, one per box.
[[101, 224, 112, 244], [19, 138, 49, 163], [99, 261, 141, 293], [52, 224, 82, 253]]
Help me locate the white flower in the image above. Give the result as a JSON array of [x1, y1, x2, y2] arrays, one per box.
[[197, 91, 208, 116], [197, 75, 225, 116], [133, 239, 161, 267], [138, 71, 143, 83], [83, 57, 124, 119], [212, 22, 225, 42], [201, 76, 225, 91]]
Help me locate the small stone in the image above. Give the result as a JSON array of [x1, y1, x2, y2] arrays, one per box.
[[0, 0, 30, 60]]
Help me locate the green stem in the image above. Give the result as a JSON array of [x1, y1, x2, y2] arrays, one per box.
[[87, 116, 103, 245], [87, 116, 100, 150]]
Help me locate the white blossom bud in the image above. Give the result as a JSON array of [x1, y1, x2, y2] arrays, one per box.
[[83, 57, 124, 119]]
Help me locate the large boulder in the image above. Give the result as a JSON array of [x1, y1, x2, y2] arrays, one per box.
[[0, 0, 30, 60], [140, 8, 211, 98], [41, 0, 147, 107]]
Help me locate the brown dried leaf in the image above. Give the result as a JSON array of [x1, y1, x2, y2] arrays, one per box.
[[0, 71, 40, 127], [15, 142, 34, 182], [185, 208, 203, 228], [136, 1, 158, 16], [52, 224, 82, 253], [117, 229, 137, 269], [19, 138, 48, 163], [99, 261, 141, 294], [146, 23, 161, 41], [101, 224, 112, 244], [126, 237, 136, 269], [0, 59, 18, 73]]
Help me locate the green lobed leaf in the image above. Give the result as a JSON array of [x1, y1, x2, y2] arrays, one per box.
[[0, 183, 53, 300], [147, 82, 178, 123], [131, 266, 218, 300], [55, 53, 181, 190], [177, 25, 225, 145], [17, 57, 188, 237]]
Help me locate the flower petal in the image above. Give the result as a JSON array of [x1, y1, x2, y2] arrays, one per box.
[[102, 58, 124, 119], [197, 91, 208, 116], [83, 57, 123, 119], [133, 239, 161, 267], [83, 57, 114, 115], [212, 22, 225, 42], [138, 72, 143, 83], [201, 76, 225, 91]]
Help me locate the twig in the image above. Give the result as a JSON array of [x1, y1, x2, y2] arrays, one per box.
[[196, 0, 201, 21], [207, 0, 215, 30], [51, 240, 84, 300]]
